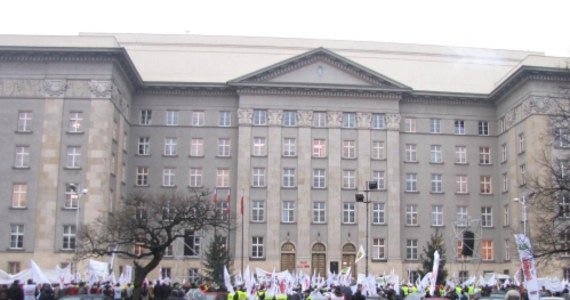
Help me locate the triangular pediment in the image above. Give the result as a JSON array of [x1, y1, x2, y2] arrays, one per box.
[[229, 48, 410, 91]]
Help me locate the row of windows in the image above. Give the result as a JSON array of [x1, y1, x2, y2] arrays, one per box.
[[403, 118, 492, 136], [15, 111, 85, 133], [13, 146, 82, 169], [139, 110, 225, 127], [404, 173, 494, 194]]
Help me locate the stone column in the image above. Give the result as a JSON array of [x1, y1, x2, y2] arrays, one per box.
[[266, 109, 283, 263], [236, 108, 253, 272], [327, 111, 343, 263], [297, 110, 313, 265], [385, 114, 402, 265]]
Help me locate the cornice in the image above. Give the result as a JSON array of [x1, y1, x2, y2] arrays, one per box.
[[235, 86, 402, 100], [0, 47, 143, 89], [137, 85, 235, 97], [404, 92, 490, 105], [490, 67, 570, 103]]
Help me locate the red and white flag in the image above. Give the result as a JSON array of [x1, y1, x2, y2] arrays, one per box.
[[212, 189, 218, 203], [240, 194, 244, 215]]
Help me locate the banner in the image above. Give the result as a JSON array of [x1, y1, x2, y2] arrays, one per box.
[[88, 259, 109, 279], [514, 234, 539, 300], [429, 250, 440, 296], [355, 245, 366, 263]]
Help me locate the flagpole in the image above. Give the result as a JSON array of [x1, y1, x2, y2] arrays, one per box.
[[227, 188, 231, 258], [241, 190, 245, 275]]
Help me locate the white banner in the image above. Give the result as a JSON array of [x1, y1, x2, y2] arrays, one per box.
[[514, 234, 539, 300], [88, 259, 109, 279], [430, 250, 440, 296]]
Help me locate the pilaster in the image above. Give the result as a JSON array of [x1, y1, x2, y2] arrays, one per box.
[[386, 114, 402, 263]]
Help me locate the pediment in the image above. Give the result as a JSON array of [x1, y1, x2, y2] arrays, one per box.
[[229, 48, 410, 91]]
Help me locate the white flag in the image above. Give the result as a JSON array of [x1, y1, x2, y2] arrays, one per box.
[[429, 250, 440, 296], [515, 234, 540, 300], [224, 266, 234, 293], [355, 244, 366, 263]]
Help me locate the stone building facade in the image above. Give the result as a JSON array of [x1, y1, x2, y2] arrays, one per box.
[[0, 33, 569, 282]]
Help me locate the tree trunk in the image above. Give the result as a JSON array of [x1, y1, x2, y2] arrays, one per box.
[[132, 254, 163, 300]]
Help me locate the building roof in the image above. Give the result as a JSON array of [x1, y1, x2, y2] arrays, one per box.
[[0, 33, 568, 94]]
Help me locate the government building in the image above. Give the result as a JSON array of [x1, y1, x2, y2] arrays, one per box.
[[0, 33, 568, 283]]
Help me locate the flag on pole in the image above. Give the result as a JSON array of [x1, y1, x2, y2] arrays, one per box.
[[515, 234, 540, 300], [226, 190, 231, 209], [224, 266, 235, 293], [212, 189, 218, 203], [240, 195, 244, 215], [355, 244, 366, 263]]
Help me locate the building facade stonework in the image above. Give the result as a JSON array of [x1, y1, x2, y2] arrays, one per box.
[[0, 33, 569, 281]]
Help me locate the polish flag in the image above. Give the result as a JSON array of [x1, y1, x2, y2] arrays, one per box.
[[212, 189, 218, 203], [240, 195, 244, 215], [225, 190, 231, 212]]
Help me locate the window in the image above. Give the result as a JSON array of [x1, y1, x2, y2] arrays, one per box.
[[160, 268, 171, 279], [66, 146, 81, 169], [313, 139, 326, 158], [481, 207, 493, 227], [430, 145, 442, 163], [64, 184, 80, 209], [283, 138, 297, 157], [14, 146, 30, 168], [217, 138, 231, 157], [253, 110, 267, 126], [406, 239, 418, 260], [454, 120, 465, 135], [282, 201, 295, 223], [431, 174, 442, 193], [140, 110, 152, 125], [342, 112, 356, 128], [371, 141, 386, 160], [313, 112, 327, 128], [11, 184, 27, 208], [184, 230, 200, 256], [430, 119, 441, 134], [502, 173, 509, 193], [165, 110, 178, 126], [62, 225, 76, 250], [432, 205, 443, 226], [455, 146, 467, 164], [251, 201, 265, 222], [251, 236, 264, 258], [252, 168, 266, 187], [456, 175, 468, 194], [372, 171, 386, 190], [373, 238, 386, 259], [17, 111, 32, 132], [457, 206, 468, 227], [406, 205, 418, 226], [216, 169, 230, 187], [343, 140, 356, 159], [518, 133, 525, 153], [283, 111, 297, 126], [136, 167, 149, 186], [559, 195, 570, 218], [8, 262, 20, 275], [313, 169, 326, 188], [219, 111, 232, 127], [162, 168, 176, 187], [253, 137, 267, 156], [313, 202, 326, 223], [405, 173, 417, 192], [520, 164, 527, 185], [479, 121, 489, 136], [501, 144, 508, 163], [189, 168, 203, 187], [191, 111, 205, 126], [164, 138, 177, 156], [480, 176, 492, 194], [504, 205, 510, 226], [282, 168, 296, 188], [188, 268, 200, 284], [10, 224, 23, 249], [372, 114, 385, 129], [479, 147, 491, 165], [481, 240, 494, 260], [404, 118, 416, 132], [560, 231, 570, 257], [138, 137, 150, 156], [373, 203, 385, 224], [342, 170, 356, 189], [343, 202, 356, 224], [190, 138, 204, 157], [67, 112, 83, 133], [405, 144, 417, 162]]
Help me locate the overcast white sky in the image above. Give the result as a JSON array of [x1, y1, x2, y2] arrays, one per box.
[[2, 0, 569, 56]]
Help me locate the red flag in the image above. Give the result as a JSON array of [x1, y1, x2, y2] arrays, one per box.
[[212, 189, 218, 203], [226, 190, 231, 204], [240, 195, 244, 215]]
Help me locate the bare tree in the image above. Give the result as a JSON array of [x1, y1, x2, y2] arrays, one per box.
[[77, 190, 223, 300], [526, 96, 570, 264]]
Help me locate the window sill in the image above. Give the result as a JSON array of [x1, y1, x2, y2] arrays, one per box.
[[455, 192, 469, 195], [429, 162, 444, 165], [431, 225, 445, 228], [371, 259, 388, 262], [404, 191, 419, 194], [281, 222, 296, 225], [312, 187, 327, 190], [15, 130, 33, 134], [249, 257, 266, 261], [13, 166, 31, 170], [371, 223, 387, 226], [136, 154, 151, 157], [189, 155, 205, 158], [6, 248, 25, 252], [480, 193, 494, 196], [281, 186, 297, 189], [312, 156, 327, 159], [454, 162, 469, 166], [162, 155, 179, 158], [403, 161, 419, 164], [66, 131, 84, 135], [370, 158, 387, 161], [252, 155, 268, 158], [62, 207, 79, 211], [63, 167, 82, 170], [134, 185, 150, 188], [282, 155, 298, 158], [405, 224, 420, 227], [9, 207, 27, 210], [216, 155, 232, 159], [342, 157, 358, 160], [430, 192, 445, 195], [479, 163, 493, 166], [161, 185, 177, 188]]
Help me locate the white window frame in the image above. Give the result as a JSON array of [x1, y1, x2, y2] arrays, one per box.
[[166, 110, 178, 126], [480, 175, 492, 194], [14, 146, 30, 168], [136, 167, 149, 186], [455, 146, 467, 164], [406, 239, 418, 260], [68, 112, 83, 133], [162, 168, 176, 187], [405, 144, 417, 162], [282, 168, 296, 188], [313, 202, 326, 223], [479, 147, 491, 165], [431, 174, 443, 193], [219, 111, 232, 127], [62, 225, 76, 250], [343, 140, 356, 159], [457, 206, 468, 227], [216, 169, 230, 188], [479, 121, 489, 136], [66, 146, 81, 169], [343, 202, 356, 224], [282, 201, 296, 223], [191, 111, 205, 126], [313, 139, 327, 158], [342, 112, 356, 128], [283, 138, 297, 157], [217, 138, 231, 157], [430, 145, 442, 163], [313, 169, 326, 188], [252, 168, 266, 187], [372, 114, 385, 129], [252, 137, 267, 156], [140, 110, 152, 125], [404, 118, 416, 132], [430, 118, 441, 133], [342, 170, 356, 189], [10, 224, 24, 249], [456, 175, 468, 194], [373, 203, 385, 224], [164, 138, 177, 156], [253, 110, 267, 126], [17, 111, 32, 132], [371, 141, 386, 160], [518, 133, 525, 153], [313, 112, 327, 128], [405, 173, 417, 192], [190, 138, 204, 157], [406, 205, 418, 226], [189, 168, 203, 188], [481, 207, 493, 227], [138, 137, 150, 156], [251, 236, 264, 258], [283, 111, 297, 127], [11, 183, 27, 208], [432, 205, 443, 226], [454, 120, 465, 135], [372, 171, 386, 190], [251, 200, 265, 222], [501, 144, 508, 163], [373, 238, 386, 260]]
